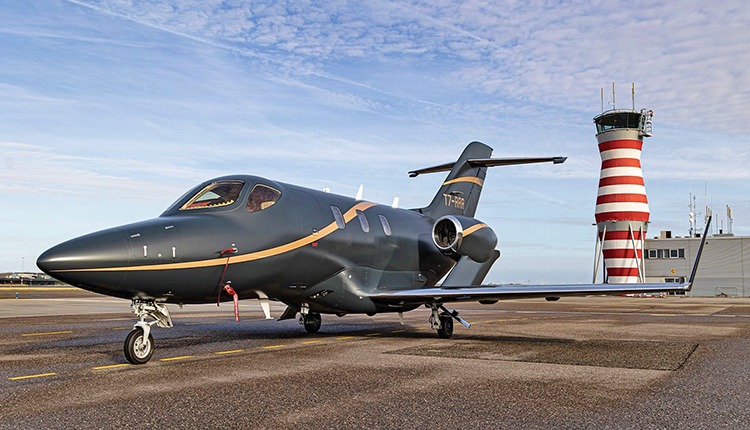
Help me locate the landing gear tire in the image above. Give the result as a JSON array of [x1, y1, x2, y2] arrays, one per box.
[[437, 315, 453, 339], [303, 312, 322, 334], [124, 328, 154, 364]]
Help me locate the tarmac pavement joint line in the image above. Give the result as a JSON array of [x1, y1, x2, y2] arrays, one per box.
[[9, 372, 57, 381]]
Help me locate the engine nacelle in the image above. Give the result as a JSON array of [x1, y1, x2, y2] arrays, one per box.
[[432, 215, 498, 263]]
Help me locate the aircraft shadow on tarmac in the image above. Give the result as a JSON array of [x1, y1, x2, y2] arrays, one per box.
[[139, 320, 700, 371]]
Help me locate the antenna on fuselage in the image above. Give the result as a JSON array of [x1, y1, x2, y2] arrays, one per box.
[[391, 196, 400, 208]]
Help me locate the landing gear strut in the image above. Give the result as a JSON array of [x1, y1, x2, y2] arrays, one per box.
[[124, 300, 173, 364], [429, 304, 470, 339]]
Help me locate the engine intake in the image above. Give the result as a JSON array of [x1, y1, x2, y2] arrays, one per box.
[[432, 215, 497, 263]]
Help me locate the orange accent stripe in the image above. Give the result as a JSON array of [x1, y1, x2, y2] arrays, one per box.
[[443, 177, 484, 187], [54, 202, 378, 273], [462, 223, 488, 237]]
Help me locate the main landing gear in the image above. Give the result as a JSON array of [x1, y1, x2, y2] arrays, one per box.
[[298, 303, 322, 333], [124, 300, 173, 364], [429, 304, 470, 339]]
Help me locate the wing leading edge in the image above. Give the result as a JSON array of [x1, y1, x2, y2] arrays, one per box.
[[369, 281, 690, 305]]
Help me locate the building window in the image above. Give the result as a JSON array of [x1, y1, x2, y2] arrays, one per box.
[[678, 248, 685, 258], [356, 210, 370, 233], [669, 249, 679, 259], [331, 206, 345, 229], [647, 249, 657, 259], [379, 215, 392, 236]]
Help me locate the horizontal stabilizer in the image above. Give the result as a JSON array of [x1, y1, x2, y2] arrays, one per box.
[[409, 156, 567, 177]]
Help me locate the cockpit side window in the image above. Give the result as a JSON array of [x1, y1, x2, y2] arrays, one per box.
[[180, 180, 244, 210], [247, 184, 282, 213]]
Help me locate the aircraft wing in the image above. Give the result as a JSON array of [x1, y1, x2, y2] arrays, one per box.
[[371, 216, 710, 306], [368, 281, 691, 305]]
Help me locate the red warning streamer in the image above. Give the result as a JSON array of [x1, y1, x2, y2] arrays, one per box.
[[224, 284, 240, 322], [216, 247, 237, 306]]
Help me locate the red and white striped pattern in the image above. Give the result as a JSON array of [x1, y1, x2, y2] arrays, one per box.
[[595, 136, 649, 284]]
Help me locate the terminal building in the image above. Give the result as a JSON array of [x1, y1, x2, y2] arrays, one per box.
[[644, 231, 750, 297]]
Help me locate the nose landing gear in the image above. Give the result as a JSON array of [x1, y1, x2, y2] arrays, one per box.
[[124, 300, 173, 364]]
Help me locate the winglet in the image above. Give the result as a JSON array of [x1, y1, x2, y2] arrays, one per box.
[[685, 215, 711, 291]]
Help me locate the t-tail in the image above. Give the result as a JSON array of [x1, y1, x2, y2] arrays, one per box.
[[410, 141, 567, 220]]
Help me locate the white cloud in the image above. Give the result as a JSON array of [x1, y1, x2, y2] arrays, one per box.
[[1, 0, 748, 279]]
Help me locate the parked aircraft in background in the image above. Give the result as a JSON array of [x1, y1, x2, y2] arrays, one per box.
[[37, 142, 708, 364]]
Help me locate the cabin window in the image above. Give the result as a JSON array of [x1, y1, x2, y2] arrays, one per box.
[[356, 210, 370, 233], [379, 214, 392, 236], [246, 184, 281, 213], [331, 206, 345, 229], [180, 180, 244, 210]]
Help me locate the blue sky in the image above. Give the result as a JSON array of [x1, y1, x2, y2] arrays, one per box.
[[1, 0, 748, 282]]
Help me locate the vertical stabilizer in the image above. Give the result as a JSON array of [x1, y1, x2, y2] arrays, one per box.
[[417, 142, 492, 219]]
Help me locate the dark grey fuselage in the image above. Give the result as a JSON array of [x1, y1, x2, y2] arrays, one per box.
[[38, 175, 455, 315]]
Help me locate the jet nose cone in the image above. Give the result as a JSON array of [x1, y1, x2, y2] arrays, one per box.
[[37, 229, 130, 290]]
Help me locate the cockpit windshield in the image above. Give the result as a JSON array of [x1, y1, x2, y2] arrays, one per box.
[[180, 180, 244, 210]]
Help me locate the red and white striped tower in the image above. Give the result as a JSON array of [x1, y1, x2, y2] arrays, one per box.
[[592, 107, 654, 283]]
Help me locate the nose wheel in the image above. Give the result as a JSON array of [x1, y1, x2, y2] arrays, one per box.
[[124, 328, 154, 364], [124, 300, 173, 364]]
